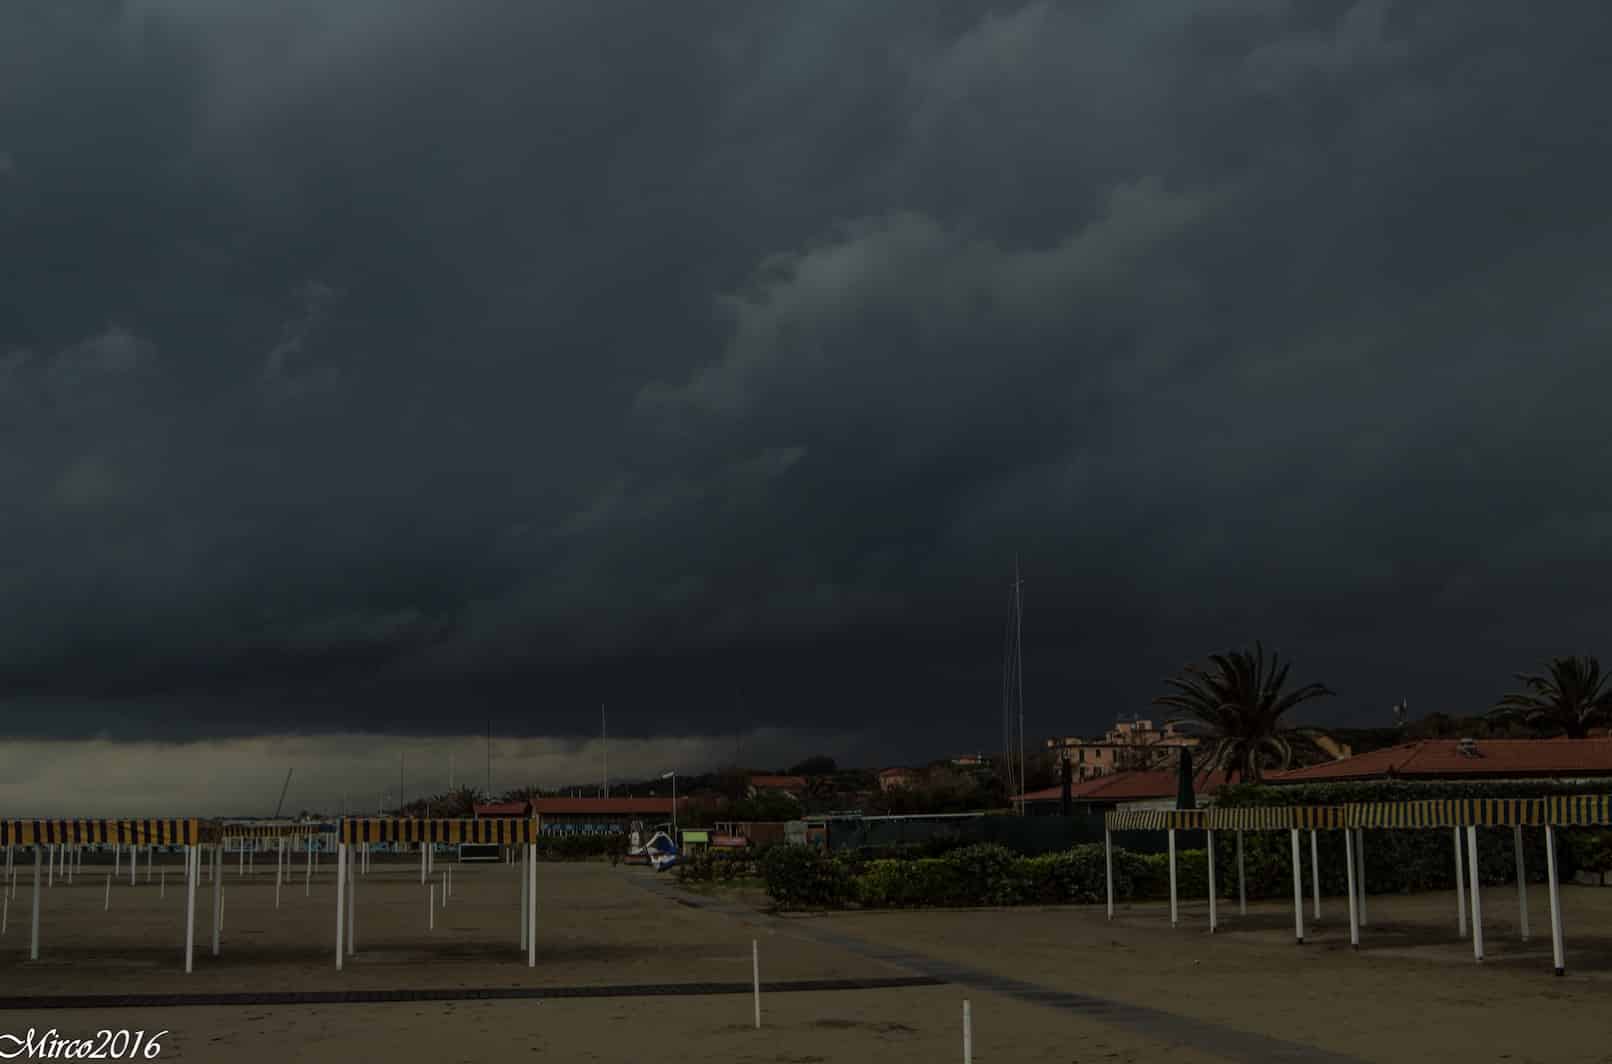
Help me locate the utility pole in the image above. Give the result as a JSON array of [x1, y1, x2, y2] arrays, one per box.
[[602, 703, 609, 799]]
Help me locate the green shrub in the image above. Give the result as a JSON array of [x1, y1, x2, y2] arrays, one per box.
[[943, 843, 1022, 905], [857, 858, 963, 908], [760, 845, 855, 910]]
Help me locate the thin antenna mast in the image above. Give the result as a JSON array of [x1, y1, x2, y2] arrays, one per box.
[[602, 703, 609, 799]]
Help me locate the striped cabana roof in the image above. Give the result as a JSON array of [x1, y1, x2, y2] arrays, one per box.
[[1103, 809, 1209, 831], [1347, 795, 1612, 829], [1203, 805, 1348, 831], [339, 817, 540, 845], [217, 822, 333, 840], [0, 819, 201, 846]]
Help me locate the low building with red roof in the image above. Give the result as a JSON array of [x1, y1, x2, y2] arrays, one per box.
[[1267, 738, 1612, 784], [1015, 769, 1231, 813], [747, 774, 807, 799]]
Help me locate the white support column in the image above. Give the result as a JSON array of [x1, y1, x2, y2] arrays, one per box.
[[1355, 829, 1367, 927], [184, 845, 196, 974], [30, 847, 41, 961], [420, 844, 427, 885], [148, 845, 153, 884], [346, 845, 356, 957], [1310, 830, 1320, 920], [1206, 829, 1217, 933], [47, 844, 53, 889], [211, 846, 223, 957], [1454, 827, 1467, 937], [306, 838, 313, 896], [132, 845, 138, 886], [1512, 825, 1529, 942], [1545, 825, 1565, 976], [1290, 829, 1305, 944], [1103, 830, 1114, 920], [1344, 827, 1359, 950], [527, 840, 537, 967], [1236, 830, 1246, 916], [1167, 829, 1178, 927], [1466, 825, 1484, 962], [335, 841, 347, 971], [520, 844, 529, 946]]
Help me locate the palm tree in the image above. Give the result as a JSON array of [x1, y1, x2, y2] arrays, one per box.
[[1153, 642, 1334, 783], [1491, 656, 1612, 738]]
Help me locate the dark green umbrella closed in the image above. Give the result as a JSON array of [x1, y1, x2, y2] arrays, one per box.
[[1176, 746, 1195, 810]]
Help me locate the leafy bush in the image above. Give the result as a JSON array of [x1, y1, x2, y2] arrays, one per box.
[[857, 859, 962, 907], [760, 845, 855, 910], [943, 844, 1022, 905]]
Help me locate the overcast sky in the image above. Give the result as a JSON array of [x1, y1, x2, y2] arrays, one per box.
[[5, 1, 1612, 782]]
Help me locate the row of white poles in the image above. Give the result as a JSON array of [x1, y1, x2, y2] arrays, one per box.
[[334, 842, 535, 970], [1104, 823, 1569, 973]]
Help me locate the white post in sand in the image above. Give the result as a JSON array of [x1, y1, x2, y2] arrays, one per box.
[[752, 939, 761, 1029], [148, 845, 153, 884], [1207, 829, 1217, 932], [346, 845, 355, 957], [104, 874, 110, 911], [184, 845, 196, 974], [1103, 830, 1114, 920], [1355, 829, 1367, 927], [420, 844, 427, 885], [1466, 825, 1484, 962], [30, 847, 41, 961], [441, 871, 447, 908], [211, 847, 223, 957], [239, 844, 244, 878], [1454, 827, 1467, 936], [47, 844, 53, 889], [335, 841, 347, 971], [1310, 830, 1320, 920], [1545, 825, 1565, 976], [306, 838, 313, 896], [1344, 827, 1359, 949], [1237, 830, 1246, 917], [1167, 829, 1178, 927], [519, 844, 528, 947], [161, 870, 166, 899], [527, 840, 537, 967], [429, 883, 436, 929], [1512, 825, 1529, 942], [1290, 829, 1305, 944], [963, 1000, 972, 1064], [114, 843, 120, 879]]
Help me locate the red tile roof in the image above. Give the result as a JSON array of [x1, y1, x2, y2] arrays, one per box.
[[473, 801, 530, 817], [1270, 738, 1612, 783], [749, 775, 807, 790], [530, 797, 687, 815], [1016, 770, 1230, 804]]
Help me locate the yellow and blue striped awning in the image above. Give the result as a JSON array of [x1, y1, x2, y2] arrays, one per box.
[[339, 817, 540, 845], [0, 819, 201, 846], [1104, 796, 1612, 833]]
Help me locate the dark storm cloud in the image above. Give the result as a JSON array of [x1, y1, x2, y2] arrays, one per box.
[[4, 1, 1612, 754]]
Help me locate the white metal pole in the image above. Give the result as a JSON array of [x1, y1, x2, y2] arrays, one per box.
[[1290, 829, 1305, 944], [1310, 830, 1320, 920], [429, 883, 435, 929], [527, 840, 536, 967], [520, 844, 529, 947], [752, 938, 761, 1029], [1545, 825, 1564, 976], [1167, 829, 1178, 927], [1236, 830, 1246, 916], [1355, 829, 1367, 927], [963, 1000, 972, 1064], [441, 871, 447, 908], [421, 845, 427, 885], [1344, 828, 1359, 949], [148, 845, 153, 884], [1466, 825, 1484, 962], [1512, 825, 1529, 942], [104, 874, 110, 911], [184, 845, 196, 974], [1454, 827, 1467, 936], [1207, 829, 1217, 932], [306, 838, 313, 896], [47, 844, 53, 889], [30, 848, 41, 961], [211, 847, 223, 957], [347, 845, 355, 957], [1103, 830, 1113, 919], [335, 841, 347, 971]]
